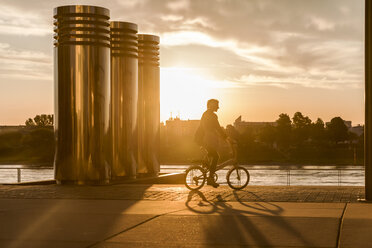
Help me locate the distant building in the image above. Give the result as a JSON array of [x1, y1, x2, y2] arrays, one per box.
[[233, 116, 276, 133], [344, 121, 352, 129], [0, 126, 27, 134], [165, 117, 200, 137], [325, 120, 364, 137], [349, 124, 364, 136]]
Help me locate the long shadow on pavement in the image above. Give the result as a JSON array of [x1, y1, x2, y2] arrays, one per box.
[[0, 184, 153, 248], [185, 189, 317, 247]]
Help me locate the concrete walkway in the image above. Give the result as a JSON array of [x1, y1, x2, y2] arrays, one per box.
[[0, 184, 364, 202], [0, 184, 370, 247]]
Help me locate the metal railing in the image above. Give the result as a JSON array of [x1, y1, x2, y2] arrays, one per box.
[[238, 166, 364, 186], [0, 166, 53, 183], [0, 165, 365, 185], [162, 165, 365, 186], [282, 168, 350, 186]]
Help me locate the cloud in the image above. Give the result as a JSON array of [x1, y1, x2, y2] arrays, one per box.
[[0, 0, 364, 90], [161, 15, 184, 22], [0, 43, 52, 81], [0, 5, 51, 36], [116, 0, 144, 8], [152, 0, 363, 89], [167, 0, 190, 11], [161, 30, 235, 47], [0, 0, 365, 125], [309, 16, 335, 31], [236, 73, 361, 90]]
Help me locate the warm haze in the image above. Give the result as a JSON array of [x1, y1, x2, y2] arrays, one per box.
[[0, 0, 364, 126]]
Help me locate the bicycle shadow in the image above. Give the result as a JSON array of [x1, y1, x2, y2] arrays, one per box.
[[185, 189, 315, 247]]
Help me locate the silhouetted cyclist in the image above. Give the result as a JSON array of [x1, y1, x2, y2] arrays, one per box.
[[196, 99, 228, 188]]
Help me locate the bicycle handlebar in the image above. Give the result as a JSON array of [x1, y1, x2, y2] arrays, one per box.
[[227, 138, 238, 161], [199, 138, 238, 161]]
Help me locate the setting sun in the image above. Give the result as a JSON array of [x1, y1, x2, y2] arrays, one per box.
[[160, 67, 223, 122]]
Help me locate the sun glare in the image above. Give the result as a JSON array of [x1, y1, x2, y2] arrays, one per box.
[[160, 67, 219, 122]]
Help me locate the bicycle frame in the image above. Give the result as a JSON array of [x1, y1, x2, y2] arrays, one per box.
[[199, 140, 238, 173], [185, 140, 250, 190]]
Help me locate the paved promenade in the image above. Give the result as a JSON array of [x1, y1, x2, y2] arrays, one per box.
[[0, 184, 371, 247], [0, 184, 364, 202]]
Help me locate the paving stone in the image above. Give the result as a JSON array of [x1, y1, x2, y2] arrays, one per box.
[[0, 184, 364, 203]]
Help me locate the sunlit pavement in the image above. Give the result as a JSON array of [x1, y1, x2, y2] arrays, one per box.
[[0, 184, 364, 202], [0, 184, 370, 247]]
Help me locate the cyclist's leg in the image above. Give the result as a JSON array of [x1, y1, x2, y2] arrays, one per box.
[[205, 146, 219, 179]]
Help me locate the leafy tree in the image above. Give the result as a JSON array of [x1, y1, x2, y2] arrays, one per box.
[[326, 117, 349, 143], [276, 113, 292, 127], [310, 118, 326, 142], [292, 112, 312, 144], [259, 124, 276, 147], [25, 114, 53, 127], [292, 112, 311, 129], [276, 113, 292, 148], [25, 118, 35, 126], [240, 127, 255, 144]]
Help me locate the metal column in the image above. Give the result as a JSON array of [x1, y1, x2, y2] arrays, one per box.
[[137, 34, 160, 176], [365, 0, 372, 200], [54, 5, 111, 184], [110, 22, 138, 180]]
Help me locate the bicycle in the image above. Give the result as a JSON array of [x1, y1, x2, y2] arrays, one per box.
[[185, 140, 250, 190]]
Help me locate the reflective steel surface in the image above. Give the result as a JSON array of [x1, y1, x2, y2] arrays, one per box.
[[137, 34, 160, 176], [54, 5, 111, 184], [110, 21, 138, 179]]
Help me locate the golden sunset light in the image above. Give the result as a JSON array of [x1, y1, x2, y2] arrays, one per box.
[[160, 67, 239, 122], [2, 2, 372, 246], [0, 0, 365, 126]]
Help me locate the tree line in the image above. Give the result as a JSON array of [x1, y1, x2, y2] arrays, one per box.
[[160, 112, 364, 165], [0, 115, 54, 164], [0, 113, 364, 165], [233, 112, 359, 147], [25, 114, 53, 127]]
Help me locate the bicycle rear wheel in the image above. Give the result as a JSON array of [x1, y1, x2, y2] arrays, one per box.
[[185, 165, 206, 190], [226, 166, 250, 190]]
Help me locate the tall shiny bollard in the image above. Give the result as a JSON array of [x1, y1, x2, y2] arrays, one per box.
[[137, 34, 160, 176], [54, 6, 111, 184], [110, 22, 138, 180]]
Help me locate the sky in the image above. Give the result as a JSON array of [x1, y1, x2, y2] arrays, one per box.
[[0, 0, 365, 126]]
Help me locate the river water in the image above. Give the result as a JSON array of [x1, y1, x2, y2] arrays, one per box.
[[0, 164, 365, 186]]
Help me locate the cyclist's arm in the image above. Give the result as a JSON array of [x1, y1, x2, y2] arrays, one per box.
[[212, 114, 227, 140]]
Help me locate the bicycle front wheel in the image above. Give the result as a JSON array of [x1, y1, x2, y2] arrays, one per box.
[[185, 165, 207, 190], [226, 166, 250, 190]]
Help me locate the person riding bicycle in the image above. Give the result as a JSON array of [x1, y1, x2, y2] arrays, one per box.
[[195, 99, 229, 188]]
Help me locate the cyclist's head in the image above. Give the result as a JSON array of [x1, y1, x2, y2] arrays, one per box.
[[207, 99, 219, 112]]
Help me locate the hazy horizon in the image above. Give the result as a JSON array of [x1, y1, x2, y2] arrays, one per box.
[[0, 0, 365, 126]]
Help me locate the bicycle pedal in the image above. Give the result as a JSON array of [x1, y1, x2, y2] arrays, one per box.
[[193, 177, 199, 186]]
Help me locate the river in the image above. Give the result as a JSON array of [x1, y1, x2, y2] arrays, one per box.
[[0, 165, 364, 186], [0, 164, 365, 185]]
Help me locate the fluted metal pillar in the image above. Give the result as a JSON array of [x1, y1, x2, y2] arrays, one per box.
[[137, 34, 160, 176], [110, 22, 138, 180], [54, 5, 111, 184]]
